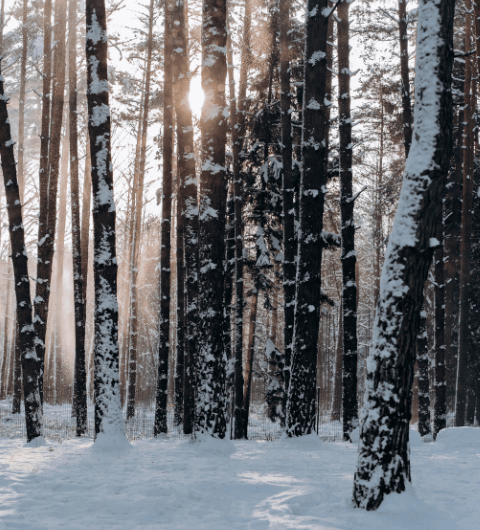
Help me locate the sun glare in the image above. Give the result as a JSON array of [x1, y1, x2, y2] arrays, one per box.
[[189, 76, 205, 118]]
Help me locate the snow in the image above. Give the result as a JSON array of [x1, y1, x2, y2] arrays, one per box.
[[0, 432, 477, 529]]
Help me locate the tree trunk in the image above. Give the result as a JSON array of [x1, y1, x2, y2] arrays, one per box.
[[353, 0, 454, 509], [174, 198, 185, 426], [286, 1, 329, 437], [69, 0, 87, 435], [154, 0, 174, 436], [17, 0, 28, 202], [397, 0, 413, 157], [280, 0, 294, 427], [338, 0, 358, 440], [434, 216, 446, 436], [35, 0, 67, 403], [12, 317, 22, 414], [456, 3, 474, 427], [230, 0, 251, 440], [417, 307, 431, 437], [86, 0, 124, 439], [243, 289, 258, 439], [196, 0, 228, 437], [0, 65, 43, 441]]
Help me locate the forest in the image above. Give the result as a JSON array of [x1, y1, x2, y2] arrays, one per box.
[[0, 0, 477, 519]]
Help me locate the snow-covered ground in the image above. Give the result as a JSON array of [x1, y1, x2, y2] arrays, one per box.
[[0, 428, 478, 529]]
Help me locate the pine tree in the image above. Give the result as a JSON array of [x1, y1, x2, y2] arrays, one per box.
[[353, 0, 454, 509]]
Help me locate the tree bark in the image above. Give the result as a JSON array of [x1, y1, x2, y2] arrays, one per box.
[[17, 0, 28, 202], [35, 0, 67, 403], [12, 317, 22, 414], [86, 0, 124, 439], [417, 307, 431, 437], [397, 0, 413, 157], [243, 289, 258, 439], [338, 0, 358, 440], [196, 0, 228, 437], [353, 0, 454, 509], [280, 0, 294, 427], [154, 0, 174, 436], [286, 0, 329, 437], [0, 65, 43, 441], [456, 3, 474, 427]]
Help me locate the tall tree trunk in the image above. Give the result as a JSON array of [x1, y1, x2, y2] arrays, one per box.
[[0, 64, 43, 442], [417, 307, 431, 437], [12, 317, 22, 414], [69, 0, 87, 435], [174, 194, 185, 426], [230, 0, 251, 440], [35, 0, 67, 403], [86, 0, 124, 440], [17, 0, 28, 202], [196, 0, 228, 437], [434, 216, 446, 436], [373, 89, 384, 307], [397, 0, 413, 157], [280, 0, 294, 427], [154, 0, 174, 436], [338, 0, 358, 440], [456, 4, 474, 427], [353, 0, 454, 509], [286, 1, 329, 437], [126, 0, 155, 420]]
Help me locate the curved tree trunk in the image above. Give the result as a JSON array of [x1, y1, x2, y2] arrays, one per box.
[[353, 0, 454, 509]]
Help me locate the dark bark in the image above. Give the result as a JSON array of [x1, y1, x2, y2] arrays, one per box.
[[35, 0, 67, 403], [86, 0, 124, 438], [17, 0, 28, 202], [69, 0, 87, 436], [12, 317, 21, 414], [280, 0, 294, 426], [0, 65, 43, 441], [417, 308, 431, 437], [338, 0, 358, 440], [174, 203, 185, 426], [397, 0, 413, 157], [353, 0, 454, 509], [456, 3, 474, 427], [243, 289, 258, 439], [196, 0, 228, 437], [154, 0, 174, 436], [286, 0, 329, 437]]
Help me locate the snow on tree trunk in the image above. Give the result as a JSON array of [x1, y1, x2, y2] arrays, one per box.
[[0, 66, 43, 441], [86, 0, 125, 441], [352, 0, 454, 509], [417, 307, 431, 438], [286, 0, 329, 437], [154, 0, 174, 436], [196, 0, 228, 437], [338, 0, 358, 441]]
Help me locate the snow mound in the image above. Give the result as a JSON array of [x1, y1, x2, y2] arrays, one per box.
[[409, 428, 423, 447], [278, 432, 323, 448], [91, 433, 132, 453], [349, 427, 360, 443], [190, 434, 236, 457], [436, 427, 480, 450], [24, 436, 47, 448]]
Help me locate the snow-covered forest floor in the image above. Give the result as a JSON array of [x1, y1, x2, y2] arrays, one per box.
[[0, 429, 478, 529]]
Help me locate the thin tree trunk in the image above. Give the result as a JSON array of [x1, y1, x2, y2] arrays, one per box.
[[17, 0, 28, 203], [338, 0, 358, 440], [174, 202, 185, 426], [154, 0, 174, 436], [280, 0, 294, 427], [69, 0, 87, 435], [243, 289, 258, 438], [434, 216, 446, 436], [286, 1, 330, 437], [196, 0, 228, 437], [0, 64, 43, 441], [456, 3, 474, 427], [86, 0, 124, 440], [35, 0, 67, 403], [397, 0, 413, 157], [417, 307, 431, 437], [353, 0, 454, 509], [12, 316, 21, 414]]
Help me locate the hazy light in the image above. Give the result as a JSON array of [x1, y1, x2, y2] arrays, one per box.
[[189, 76, 204, 118]]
